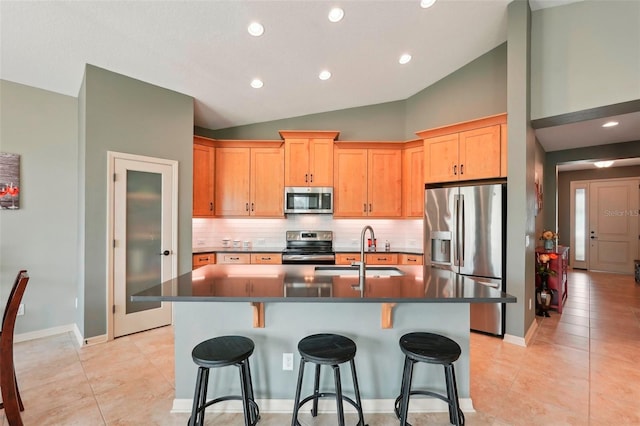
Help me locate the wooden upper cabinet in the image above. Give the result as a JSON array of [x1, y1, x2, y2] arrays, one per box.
[[367, 149, 402, 217], [334, 148, 368, 217], [458, 125, 501, 180], [333, 143, 402, 218], [280, 131, 339, 187], [250, 147, 284, 217], [215, 147, 251, 216], [418, 113, 507, 184], [193, 140, 215, 217], [402, 142, 424, 218], [215, 141, 284, 217]]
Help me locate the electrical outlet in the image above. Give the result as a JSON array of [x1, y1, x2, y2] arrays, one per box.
[[408, 240, 417, 247], [283, 353, 293, 371], [196, 239, 205, 246], [351, 239, 358, 246], [18, 304, 25, 316], [256, 238, 266, 246]]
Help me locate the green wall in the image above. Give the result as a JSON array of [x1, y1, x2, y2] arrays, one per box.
[[0, 80, 79, 334], [531, 0, 640, 119], [80, 65, 194, 338]]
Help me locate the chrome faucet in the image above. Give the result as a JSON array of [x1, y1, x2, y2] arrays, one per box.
[[353, 225, 375, 290]]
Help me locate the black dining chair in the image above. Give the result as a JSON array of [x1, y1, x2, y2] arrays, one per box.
[[1, 270, 29, 426]]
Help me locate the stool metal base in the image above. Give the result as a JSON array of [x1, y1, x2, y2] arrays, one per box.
[[188, 336, 259, 426], [291, 335, 367, 426]]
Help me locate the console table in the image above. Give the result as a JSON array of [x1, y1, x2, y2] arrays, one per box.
[[536, 246, 569, 313]]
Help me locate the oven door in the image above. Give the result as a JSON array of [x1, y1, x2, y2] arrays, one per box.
[[281, 253, 336, 265]]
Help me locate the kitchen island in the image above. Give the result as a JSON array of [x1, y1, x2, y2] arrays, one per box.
[[133, 264, 516, 415]]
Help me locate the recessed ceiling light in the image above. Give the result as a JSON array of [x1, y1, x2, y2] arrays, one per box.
[[399, 53, 412, 65], [594, 160, 614, 168], [420, 0, 437, 8], [319, 70, 332, 81], [248, 22, 264, 37], [602, 121, 619, 128], [250, 79, 263, 89], [328, 7, 344, 23]]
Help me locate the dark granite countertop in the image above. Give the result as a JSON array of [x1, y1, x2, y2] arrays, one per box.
[[132, 264, 515, 304], [193, 246, 285, 254]]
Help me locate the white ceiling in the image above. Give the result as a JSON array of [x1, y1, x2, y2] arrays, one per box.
[[1, 0, 637, 162]]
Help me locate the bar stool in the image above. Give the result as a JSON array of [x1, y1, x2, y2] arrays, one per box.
[[188, 335, 259, 426], [291, 333, 366, 426], [394, 332, 464, 426]]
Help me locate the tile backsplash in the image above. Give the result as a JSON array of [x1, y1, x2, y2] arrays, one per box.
[[193, 217, 423, 250]]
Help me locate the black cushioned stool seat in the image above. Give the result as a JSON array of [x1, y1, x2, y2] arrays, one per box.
[[291, 333, 366, 426], [394, 332, 464, 426], [188, 335, 259, 426]]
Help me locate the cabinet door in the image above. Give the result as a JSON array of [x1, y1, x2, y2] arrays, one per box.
[[193, 144, 215, 217], [333, 148, 368, 217], [308, 139, 334, 186], [400, 254, 423, 265], [250, 253, 282, 264], [336, 253, 360, 265], [458, 125, 501, 180], [251, 147, 284, 217], [217, 253, 251, 264], [403, 145, 424, 218], [215, 148, 250, 216], [368, 149, 402, 217], [284, 139, 309, 186], [365, 253, 398, 265], [424, 134, 458, 183]]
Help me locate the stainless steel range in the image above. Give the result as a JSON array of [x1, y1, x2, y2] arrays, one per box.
[[282, 230, 335, 265]]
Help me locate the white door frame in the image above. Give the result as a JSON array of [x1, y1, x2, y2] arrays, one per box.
[[106, 151, 178, 341]]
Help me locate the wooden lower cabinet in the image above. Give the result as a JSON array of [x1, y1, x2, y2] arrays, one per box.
[[192, 253, 216, 269], [217, 253, 251, 264], [365, 253, 398, 265], [336, 253, 360, 265], [250, 253, 282, 264], [399, 254, 423, 265]]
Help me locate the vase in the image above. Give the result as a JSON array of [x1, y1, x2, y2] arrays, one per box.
[[544, 239, 554, 250], [536, 277, 553, 317]]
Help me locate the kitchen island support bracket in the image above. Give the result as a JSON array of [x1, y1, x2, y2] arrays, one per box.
[[382, 303, 396, 329], [251, 302, 264, 328]]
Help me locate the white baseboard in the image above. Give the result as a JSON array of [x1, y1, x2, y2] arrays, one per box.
[[13, 323, 108, 347], [503, 318, 538, 347], [14, 323, 76, 343], [172, 397, 475, 414]]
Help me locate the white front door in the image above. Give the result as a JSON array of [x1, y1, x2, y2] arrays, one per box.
[[588, 179, 639, 273], [110, 152, 177, 338]]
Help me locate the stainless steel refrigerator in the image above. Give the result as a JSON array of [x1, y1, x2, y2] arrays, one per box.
[[425, 181, 506, 335]]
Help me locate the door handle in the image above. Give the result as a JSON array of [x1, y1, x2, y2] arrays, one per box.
[[590, 236, 597, 239], [453, 164, 457, 175], [310, 174, 313, 183], [209, 202, 213, 211], [305, 174, 308, 183], [161, 250, 170, 256], [460, 164, 464, 175]]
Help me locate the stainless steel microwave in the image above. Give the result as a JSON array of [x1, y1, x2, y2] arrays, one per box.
[[284, 187, 333, 214]]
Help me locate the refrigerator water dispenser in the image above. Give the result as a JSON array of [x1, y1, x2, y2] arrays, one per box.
[[430, 231, 451, 264]]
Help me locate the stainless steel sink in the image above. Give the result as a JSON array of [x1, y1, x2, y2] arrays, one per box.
[[314, 266, 405, 277]]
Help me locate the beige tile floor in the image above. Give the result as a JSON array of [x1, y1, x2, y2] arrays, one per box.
[[3, 270, 640, 425]]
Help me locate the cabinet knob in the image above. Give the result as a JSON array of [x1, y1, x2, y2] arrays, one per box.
[[161, 250, 171, 256]]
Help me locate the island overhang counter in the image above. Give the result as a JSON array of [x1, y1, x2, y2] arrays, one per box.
[[132, 264, 516, 415]]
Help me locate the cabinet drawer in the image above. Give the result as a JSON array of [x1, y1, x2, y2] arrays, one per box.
[[192, 253, 215, 269], [250, 253, 282, 264], [365, 253, 398, 265], [217, 253, 251, 264], [336, 253, 360, 265], [400, 254, 423, 265]]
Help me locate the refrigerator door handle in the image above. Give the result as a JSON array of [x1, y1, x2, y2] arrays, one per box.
[[459, 195, 465, 267], [453, 195, 459, 266]]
